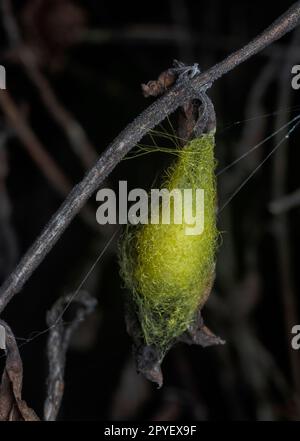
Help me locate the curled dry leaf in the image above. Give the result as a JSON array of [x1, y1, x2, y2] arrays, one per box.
[[0, 320, 39, 421], [141, 68, 177, 98], [125, 302, 224, 388]]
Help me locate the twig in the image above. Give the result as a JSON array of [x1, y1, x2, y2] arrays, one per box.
[[82, 26, 300, 62], [21, 55, 99, 169], [1, 0, 98, 170], [0, 91, 99, 229], [0, 134, 18, 277], [0, 2, 300, 313], [269, 188, 300, 213], [44, 290, 97, 421], [0, 90, 72, 196]]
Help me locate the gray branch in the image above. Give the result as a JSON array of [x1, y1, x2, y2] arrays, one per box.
[[44, 290, 97, 421], [0, 2, 300, 313]]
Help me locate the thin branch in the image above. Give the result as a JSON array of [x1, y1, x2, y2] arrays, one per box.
[[0, 90, 72, 196], [269, 188, 300, 213], [0, 2, 300, 313], [1, 0, 98, 170], [0, 135, 18, 277], [44, 291, 97, 421], [19, 49, 98, 169], [81, 25, 300, 62], [0, 91, 99, 229]]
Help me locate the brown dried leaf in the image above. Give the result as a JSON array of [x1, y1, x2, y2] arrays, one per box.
[[0, 321, 39, 421], [124, 294, 224, 387], [141, 69, 176, 98]]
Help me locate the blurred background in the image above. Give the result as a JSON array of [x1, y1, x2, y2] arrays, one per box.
[[0, 0, 300, 421]]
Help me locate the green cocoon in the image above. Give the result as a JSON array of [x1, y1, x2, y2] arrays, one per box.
[[119, 133, 218, 353]]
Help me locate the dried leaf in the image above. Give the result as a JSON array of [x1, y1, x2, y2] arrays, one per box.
[[0, 320, 39, 421], [141, 69, 176, 98]]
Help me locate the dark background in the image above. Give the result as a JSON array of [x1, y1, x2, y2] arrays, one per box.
[[0, 0, 300, 421]]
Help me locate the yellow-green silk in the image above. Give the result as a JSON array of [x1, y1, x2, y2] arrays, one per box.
[[119, 134, 218, 353]]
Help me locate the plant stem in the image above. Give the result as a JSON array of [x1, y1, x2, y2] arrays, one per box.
[[0, 2, 300, 313]]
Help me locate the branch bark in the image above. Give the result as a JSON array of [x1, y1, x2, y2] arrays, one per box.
[[0, 2, 300, 313], [44, 291, 97, 421]]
